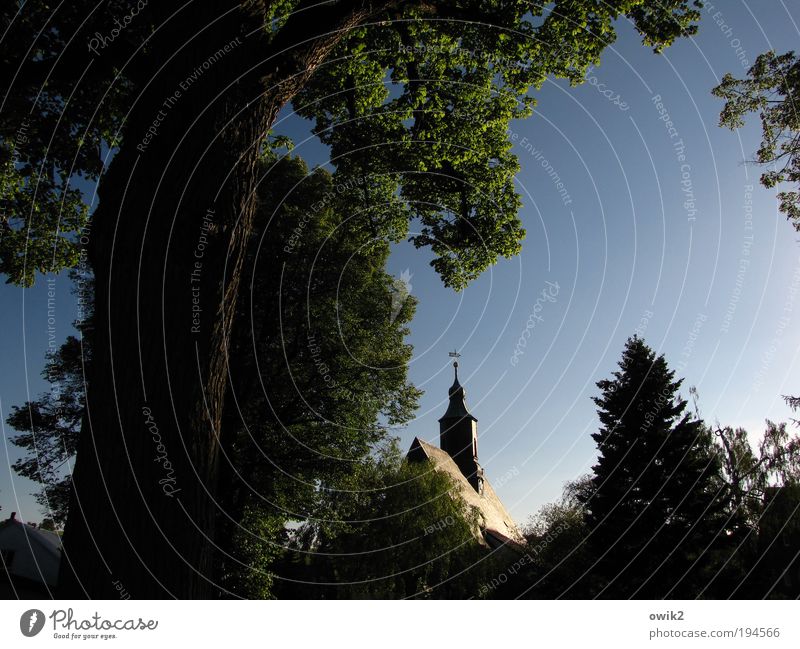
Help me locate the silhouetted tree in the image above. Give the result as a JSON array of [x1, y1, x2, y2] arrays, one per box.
[[715, 420, 800, 525], [711, 409, 800, 598], [751, 485, 800, 598], [522, 476, 592, 598], [6, 271, 92, 526], [6, 336, 82, 527], [578, 337, 730, 598], [39, 518, 58, 532]]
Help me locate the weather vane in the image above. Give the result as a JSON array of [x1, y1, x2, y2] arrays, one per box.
[[448, 349, 461, 369]]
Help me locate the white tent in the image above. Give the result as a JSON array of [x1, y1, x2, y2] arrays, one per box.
[[0, 513, 62, 594]]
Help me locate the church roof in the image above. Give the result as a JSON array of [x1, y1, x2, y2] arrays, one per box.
[[407, 437, 526, 548]]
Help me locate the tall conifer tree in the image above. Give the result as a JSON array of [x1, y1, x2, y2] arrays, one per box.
[[579, 337, 729, 598]]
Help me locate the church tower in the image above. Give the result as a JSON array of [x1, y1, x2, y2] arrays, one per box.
[[406, 353, 526, 548], [439, 359, 484, 493]]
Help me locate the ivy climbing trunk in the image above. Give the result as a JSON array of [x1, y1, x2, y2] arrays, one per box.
[[58, 1, 382, 599]]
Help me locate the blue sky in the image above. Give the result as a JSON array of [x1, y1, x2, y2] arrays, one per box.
[[2, 1, 800, 526]]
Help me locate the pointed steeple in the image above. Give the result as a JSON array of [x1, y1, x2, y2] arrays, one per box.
[[439, 360, 476, 422]]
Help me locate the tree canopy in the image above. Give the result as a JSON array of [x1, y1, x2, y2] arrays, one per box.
[[2, 1, 705, 288], [7, 335, 82, 526], [216, 152, 424, 596], [713, 50, 800, 229]]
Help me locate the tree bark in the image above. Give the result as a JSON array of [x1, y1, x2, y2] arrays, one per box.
[[59, 0, 383, 598]]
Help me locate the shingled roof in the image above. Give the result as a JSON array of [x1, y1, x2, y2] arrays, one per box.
[[407, 437, 526, 550]]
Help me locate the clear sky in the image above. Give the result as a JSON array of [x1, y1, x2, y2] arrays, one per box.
[[2, 1, 799, 526]]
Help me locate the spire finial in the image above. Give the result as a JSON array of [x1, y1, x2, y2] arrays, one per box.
[[448, 349, 461, 379]]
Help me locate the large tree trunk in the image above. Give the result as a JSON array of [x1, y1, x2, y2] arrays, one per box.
[[58, 1, 380, 598]]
